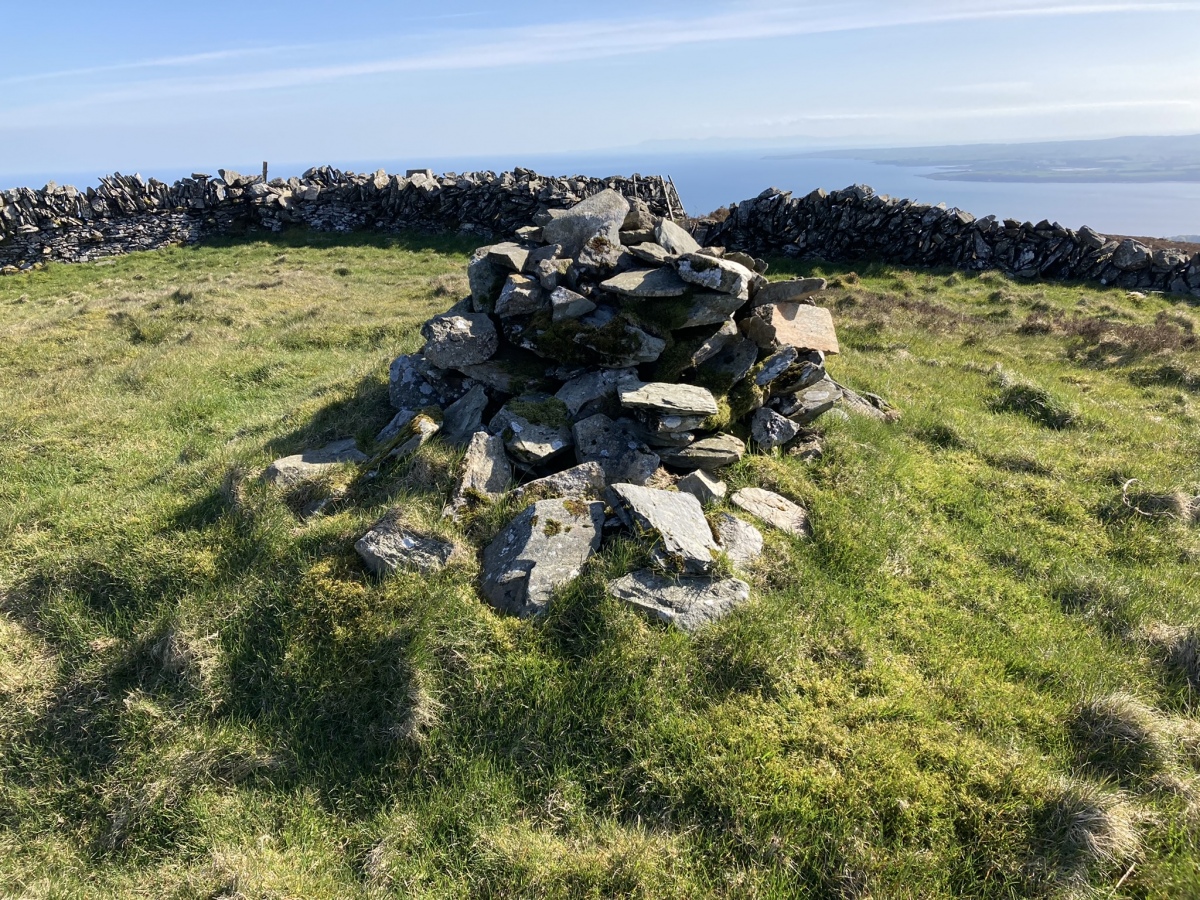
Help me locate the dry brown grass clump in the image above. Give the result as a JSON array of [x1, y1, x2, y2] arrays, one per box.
[[1068, 693, 1175, 781], [1038, 778, 1142, 877], [1142, 623, 1200, 693]]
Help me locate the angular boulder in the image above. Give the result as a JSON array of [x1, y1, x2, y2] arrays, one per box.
[[655, 219, 701, 257], [356, 513, 456, 576], [264, 439, 367, 488], [573, 414, 660, 486], [480, 498, 605, 617], [608, 569, 751, 632], [541, 189, 630, 257], [677, 253, 754, 301], [731, 487, 810, 537], [608, 483, 720, 575], [601, 267, 689, 298], [658, 433, 746, 471], [752, 277, 828, 307], [618, 382, 719, 417], [421, 312, 498, 368]]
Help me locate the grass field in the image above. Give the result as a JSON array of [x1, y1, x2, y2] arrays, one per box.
[[1, 230, 1198, 898]]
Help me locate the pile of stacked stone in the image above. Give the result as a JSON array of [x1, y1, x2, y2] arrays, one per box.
[[353, 189, 894, 630]]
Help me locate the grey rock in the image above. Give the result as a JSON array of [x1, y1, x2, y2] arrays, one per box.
[[421, 312, 498, 368], [691, 321, 739, 367], [655, 218, 701, 256], [486, 242, 529, 272], [542, 189, 630, 257], [676, 291, 744, 329], [601, 267, 689, 298], [751, 407, 802, 451], [774, 378, 841, 423], [755, 347, 798, 386], [645, 414, 708, 434], [628, 242, 674, 266], [495, 274, 546, 318], [468, 248, 506, 312], [263, 439, 367, 488], [376, 409, 416, 444], [512, 462, 607, 502], [623, 198, 656, 231], [575, 319, 666, 367], [480, 498, 605, 617], [575, 232, 629, 272], [619, 382, 719, 417], [550, 286, 597, 322], [524, 243, 563, 271], [388, 413, 441, 460], [658, 433, 746, 471], [457, 350, 548, 394], [356, 513, 455, 576], [698, 337, 758, 384], [620, 228, 657, 247], [555, 368, 638, 419], [441, 384, 489, 446], [677, 253, 754, 301], [713, 513, 764, 567], [731, 487, 811, 537], [678, 469, 727, 505], [607, 569, 751, 632], [388, 352, 467, 410], [836, 382, 896, 421], [608, 483, 720, 575], [534, 257, 571, 290], [742, 303, 840, 353], [573, 414, 660, 486], [456, 430, 512, 499], [1079, 226, 1107, 250], [491, 398, 573, 467], [752, 278, 828, 307], [514, 226, 542, 243], [1112, 239, 1152, 271]]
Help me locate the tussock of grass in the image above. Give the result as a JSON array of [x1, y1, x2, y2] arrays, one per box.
[[1142, 623, 1200, 695], [1068, 693, 1175, 782], [1035, 778, 1142, 882]]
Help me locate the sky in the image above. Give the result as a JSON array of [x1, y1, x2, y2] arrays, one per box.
[[3, 0, 1200, 183]]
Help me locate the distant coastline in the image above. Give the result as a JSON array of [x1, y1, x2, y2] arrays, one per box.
[[775, 133, 1200, 184]]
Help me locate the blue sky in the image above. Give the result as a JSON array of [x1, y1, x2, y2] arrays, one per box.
[[3, 1, 1199, 181]]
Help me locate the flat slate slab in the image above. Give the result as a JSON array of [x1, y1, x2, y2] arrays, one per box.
[[677, 469, 726, 505], [608, 569, 751, 632], [512, 462, 607, 502], [713, 513, 764, 567], [263, 439, 367, 488], [618, 382, 719, 417], [608, 483, 719, 575], [480, 498, 605, 617], [573, 414, 660, 486], [731, 487, 811, 538], [356, 513, 456, 575], [601, 267, 689, 298], [655, 219, 701, 256], [752, 277, 828, 307], [445, 430, 512, 517], [677, 253, 754, 301], [658, 433, 746, 471], [773, 378, 841, 424], [744, 303, 840, 354]]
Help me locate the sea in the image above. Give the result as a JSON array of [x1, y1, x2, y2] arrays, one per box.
[[7, 150, 1200, 239]]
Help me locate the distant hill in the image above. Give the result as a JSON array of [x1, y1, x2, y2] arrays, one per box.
[[780, 134, 1200, 184]]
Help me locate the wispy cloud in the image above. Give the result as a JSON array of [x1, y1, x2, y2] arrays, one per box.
[[7, 0, 1200, 109], [763, 98, 1200, 126]]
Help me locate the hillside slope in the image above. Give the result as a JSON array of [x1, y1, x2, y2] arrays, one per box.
[[1, 232, 1198, 898]]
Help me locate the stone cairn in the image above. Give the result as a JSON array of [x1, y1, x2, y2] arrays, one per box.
[[338, 188, 896, 631]]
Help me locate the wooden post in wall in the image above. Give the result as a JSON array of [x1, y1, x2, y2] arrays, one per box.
[[262, 161, 268, 183]]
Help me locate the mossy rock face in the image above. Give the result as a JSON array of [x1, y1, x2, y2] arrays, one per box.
[[505, 396, 570, 429], [522, 311, 665, 368]]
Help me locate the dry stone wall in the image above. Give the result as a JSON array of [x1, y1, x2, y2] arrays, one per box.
[[3, 165, 1198, 298], [695, 184, 1200, 298], [0, 167, 681, 271]]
